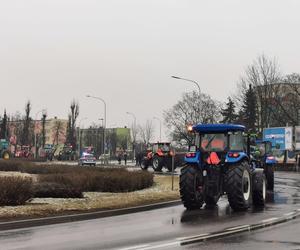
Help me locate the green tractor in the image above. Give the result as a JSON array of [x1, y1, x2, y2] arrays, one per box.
[[0, 139, 11, 160]]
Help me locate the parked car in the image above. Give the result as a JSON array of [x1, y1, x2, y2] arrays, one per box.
[[78, 153, 96, 166]]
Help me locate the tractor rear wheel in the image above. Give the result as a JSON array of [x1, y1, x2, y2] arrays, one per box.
[[152, 155, 163, 171], [180, 164, 204, 210], [253, 170, 266, 207], [225, 162, 252, 211], [265, 165, 274, 191]]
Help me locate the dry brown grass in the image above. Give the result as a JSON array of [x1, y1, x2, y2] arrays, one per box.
[[0, 175, 179, 220]]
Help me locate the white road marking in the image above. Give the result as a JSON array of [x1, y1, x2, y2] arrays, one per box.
[[138, 241, 180, 250], [226, 225, 250, 231], [176, 233, 209, 241], [261, 217, 278, 223], [118, 245, 151, 250], [284, 212, 295, 217]]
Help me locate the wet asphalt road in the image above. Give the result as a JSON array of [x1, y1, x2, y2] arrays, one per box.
[[172, 217, 300, 250], [0, 172, 300, 250]]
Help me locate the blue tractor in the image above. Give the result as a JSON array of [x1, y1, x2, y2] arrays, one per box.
[[180, 124, 266, 211], [250, 139, 276, 191]]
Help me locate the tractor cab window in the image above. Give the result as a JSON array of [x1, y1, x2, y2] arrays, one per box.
[[200, 133, 227, 152], [161, 143, 170, 151], [229, 132, 244, 151]]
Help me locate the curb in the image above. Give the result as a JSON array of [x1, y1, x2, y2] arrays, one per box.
[[180, 209, 300, 246], [0, 200, 181, 231]]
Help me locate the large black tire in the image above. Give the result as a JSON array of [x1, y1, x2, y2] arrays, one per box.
[[166, 158, 176, 172], [180, 165, 204, 210], [152, 155, 163, 171], [140, 158, 149, 170], [252, 170, 266, 207], [225, 162, 252, 211], [265, 165, 274, 191]]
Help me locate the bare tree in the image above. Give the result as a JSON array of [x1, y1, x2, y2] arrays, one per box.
[[52, 120, 64, 145], [139, 120, 155, 145], [163, 91, 220, 145], [21, 101, 34, 145], [0, 110, 8, 139], [236, 55, 282, 131], [41, 112, 47, 148], [280, 73, 300, 125], [66, 100, 79, 148]]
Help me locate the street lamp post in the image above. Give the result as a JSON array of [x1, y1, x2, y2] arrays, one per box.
[[171, 75, 201, 96], [153, 116, 162, 142], [86, 95, 107, 155], [34, 109, 46, 159], [98, 118, 105, 156], [126, 112, 137, 161]]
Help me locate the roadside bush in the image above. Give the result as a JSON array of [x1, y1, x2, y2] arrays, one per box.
[[38, 170, 154, 193], [0, 160, 154, 195], [33, 182, 83, 198], [0, 176, 33, 206]]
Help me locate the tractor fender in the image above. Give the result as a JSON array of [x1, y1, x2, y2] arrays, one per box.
[[225, 152, 249, 164]]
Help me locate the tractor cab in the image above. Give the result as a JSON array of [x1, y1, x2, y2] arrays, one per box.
[[186, 124, 247, 166]]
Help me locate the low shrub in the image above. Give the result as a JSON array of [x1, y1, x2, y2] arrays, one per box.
[[39, 170, 154, 193], [33, 182, 83, 198], [0, 176, 33, 206], [0, 160, 154, 195]]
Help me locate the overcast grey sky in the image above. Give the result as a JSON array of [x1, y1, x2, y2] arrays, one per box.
[[1, 0, 299, 141]]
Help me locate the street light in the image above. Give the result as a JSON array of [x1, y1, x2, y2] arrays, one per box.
[[34, 109, 46, 159], [153, 116, 162, 142], [126, 111, 137, 161], [78, 117, 87, 157], [86, 95, 107, 155], [171, 75, 201, 95]]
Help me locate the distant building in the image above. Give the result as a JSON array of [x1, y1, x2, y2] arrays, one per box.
[[8, 117, 68, 146], [80, 126, 132, 157]]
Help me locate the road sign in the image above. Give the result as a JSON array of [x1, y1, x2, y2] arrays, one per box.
[[263, 127, 293, 150]]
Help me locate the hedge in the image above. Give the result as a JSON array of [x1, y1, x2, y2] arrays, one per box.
[[0, 176, 33, 206]]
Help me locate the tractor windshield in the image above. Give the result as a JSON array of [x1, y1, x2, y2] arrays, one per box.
[[200, 134, 227, 152], [229, 132, 244, 151]]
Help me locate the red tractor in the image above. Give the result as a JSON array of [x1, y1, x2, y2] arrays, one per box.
[[141, 142, 175, 172]]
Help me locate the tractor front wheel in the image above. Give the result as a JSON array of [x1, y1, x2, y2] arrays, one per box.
[[253, 170, 266, 207], [140, 158, 149, 170], [265, 165, 274, 191], [152, 155, 163, 172], [180, 164, 204, 210], [225, 162, 252, 211], [205, 194, 220, 207]]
